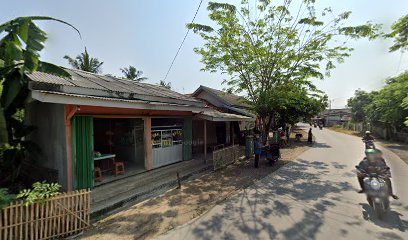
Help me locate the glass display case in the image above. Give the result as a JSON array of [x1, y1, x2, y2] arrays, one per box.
[[151, 119, 185, 168]]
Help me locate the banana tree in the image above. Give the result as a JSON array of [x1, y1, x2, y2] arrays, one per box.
[[0, 16, 80, 185]]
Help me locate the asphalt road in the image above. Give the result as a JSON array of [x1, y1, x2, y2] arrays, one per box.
[[158, 124, 408, 240]]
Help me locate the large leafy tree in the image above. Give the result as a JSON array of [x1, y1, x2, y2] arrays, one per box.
[[385, 14, 408, 52], [403, 97, 408, 126], [364, 72, 408, 131], [120, 65, 147, 82], [188, 0, 379, 136], [252, 81, 327, 131], [64, 48, 103, 73], [0, 16, 79, 185], [385, 14, 408, 126], [347, 90, 373, 122]]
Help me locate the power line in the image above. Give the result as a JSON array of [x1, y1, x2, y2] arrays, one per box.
[[396, 51, 404, 74], [163, 0, 204, 81]]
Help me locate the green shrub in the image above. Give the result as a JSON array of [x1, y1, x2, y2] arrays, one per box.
[[0, 188, 15, 209], [17, 182, 61, 206]]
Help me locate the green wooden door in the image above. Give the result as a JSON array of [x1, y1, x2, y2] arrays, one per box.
[[183, 117, 192, 161], [72, 116, 94, 190]]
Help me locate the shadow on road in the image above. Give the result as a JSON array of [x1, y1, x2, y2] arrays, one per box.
[[386, 145, 407, 151], [312, 142, 332, 148], [189, 159, 355, 240], [360, 203, 408, 233], [187, 157, 408, 240]]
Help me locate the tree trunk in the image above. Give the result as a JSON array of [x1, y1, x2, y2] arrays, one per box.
[[262, 115, 273, 144]]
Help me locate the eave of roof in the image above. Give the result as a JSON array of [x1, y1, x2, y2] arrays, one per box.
[[31, 91, 207, 112], [193, 110, 255, 122], [226, 106, 256, 118]]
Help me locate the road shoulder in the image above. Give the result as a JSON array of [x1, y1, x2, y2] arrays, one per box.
[[328, 127, 408, 165]]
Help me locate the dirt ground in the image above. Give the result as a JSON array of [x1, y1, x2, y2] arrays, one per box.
[[372, 140, 408, 165], [328, 126, 362, 137], [79, 131, 311, 240]]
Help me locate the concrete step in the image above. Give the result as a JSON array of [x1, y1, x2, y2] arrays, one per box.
[[90, 160, 213, 218]]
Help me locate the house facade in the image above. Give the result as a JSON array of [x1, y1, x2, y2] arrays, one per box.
[[190, 86, 256, 157], [25, 70, 253, 191], [316, 108, 352, 126]]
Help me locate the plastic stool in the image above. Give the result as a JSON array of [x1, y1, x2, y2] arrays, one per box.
[[113, 161, 125, 176]]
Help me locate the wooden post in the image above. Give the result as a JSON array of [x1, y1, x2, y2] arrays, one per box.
[[232, 122, 234, 146], [176, 172, 181, 189], [204, 120, 207, 163], [145, 117, 152, 170], [225, 121, 230, 145], [65, 105, 79, 192]]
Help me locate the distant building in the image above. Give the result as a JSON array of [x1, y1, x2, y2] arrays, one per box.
[[318, 109, 352, 126]]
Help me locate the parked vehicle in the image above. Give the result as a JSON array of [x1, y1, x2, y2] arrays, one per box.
[[262, 143, 280, 166], [355, 165, 391, 219], [363, 140, 376, 149]]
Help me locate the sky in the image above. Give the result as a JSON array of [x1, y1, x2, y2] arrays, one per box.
[[1, 0, 408, 108]]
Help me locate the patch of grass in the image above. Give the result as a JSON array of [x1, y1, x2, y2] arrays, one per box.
[[328, 127, 362, 137]]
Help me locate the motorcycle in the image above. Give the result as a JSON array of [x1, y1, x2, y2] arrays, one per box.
[[363, 139, 376, 149], [262, 143, 280, 166], [319, 125, 323, 130], [355, 165, 391, 219]]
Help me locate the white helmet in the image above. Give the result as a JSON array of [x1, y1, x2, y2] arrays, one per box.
[[365, 131, 371, 134]]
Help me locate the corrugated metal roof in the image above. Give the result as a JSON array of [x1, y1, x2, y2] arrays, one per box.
[[34, 90, 188, 106], [191, 85, 255, 117], [27, 68, 203, 107], [28, 71, 75, 86], [193, 85, 250, 108]]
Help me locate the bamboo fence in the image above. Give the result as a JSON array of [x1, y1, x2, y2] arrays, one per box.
[[0, 189, 90, 240], [213, 145, 242, 170]]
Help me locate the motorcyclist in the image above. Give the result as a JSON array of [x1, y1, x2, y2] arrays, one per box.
[[362, 131, 374, 141], [357, 149, 398, 199]]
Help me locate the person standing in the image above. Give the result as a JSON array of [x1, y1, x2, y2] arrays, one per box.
[[254, 134, 261, 168], [308, 128, 313, 143], [285, 126, 290, 142], [280, 129, 287, 146]]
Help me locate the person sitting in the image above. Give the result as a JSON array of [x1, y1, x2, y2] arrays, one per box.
[[356, 149, 398, 199], [362, 131, 374, 141]]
